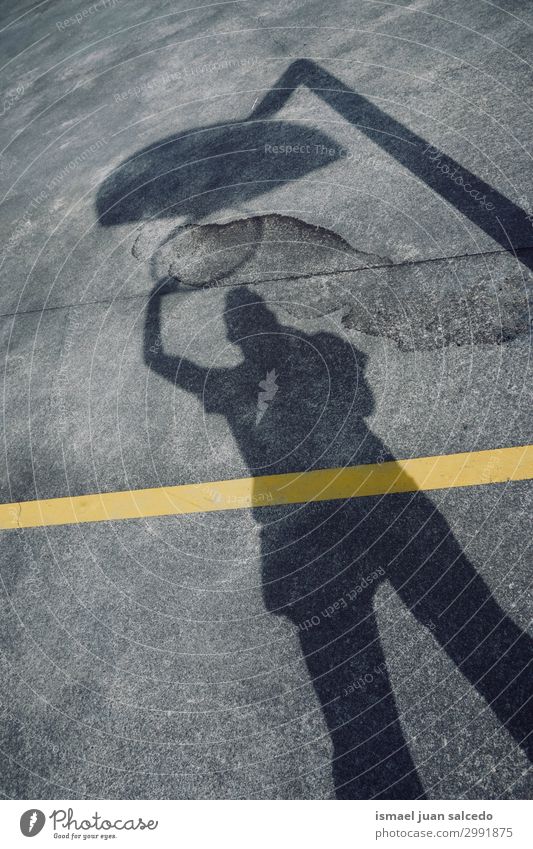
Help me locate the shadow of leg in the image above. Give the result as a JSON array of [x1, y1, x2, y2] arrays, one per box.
[[297, 603, 425, 799], [388, 494, 533, 760]]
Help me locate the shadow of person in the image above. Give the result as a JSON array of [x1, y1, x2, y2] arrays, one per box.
[[97, 58, 532, 797], [144, 282, 532, 799]]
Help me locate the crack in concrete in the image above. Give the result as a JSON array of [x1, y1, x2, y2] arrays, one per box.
[[2, 226, 531, 358]]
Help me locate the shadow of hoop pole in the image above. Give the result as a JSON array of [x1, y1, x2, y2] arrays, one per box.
[[249, 59, 533, 271]]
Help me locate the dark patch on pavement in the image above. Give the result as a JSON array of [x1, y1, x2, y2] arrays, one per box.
[[234, 248, 532, 352], [341, 252, 532, 351], [132, 213, 390, 287], [133, 210, 531, 351]]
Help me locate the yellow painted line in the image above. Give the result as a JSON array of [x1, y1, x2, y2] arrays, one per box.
[[1, 445, 532, 531]]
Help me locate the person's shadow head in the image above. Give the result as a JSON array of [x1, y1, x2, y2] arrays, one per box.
[[224, 285, 282, 361], [217, 283, 377, 478]]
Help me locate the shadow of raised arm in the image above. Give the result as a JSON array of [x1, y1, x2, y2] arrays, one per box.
[[143, 285, 208, 397]]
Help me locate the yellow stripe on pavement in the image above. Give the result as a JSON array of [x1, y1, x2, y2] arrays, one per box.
[[1, 444, 532, 531]]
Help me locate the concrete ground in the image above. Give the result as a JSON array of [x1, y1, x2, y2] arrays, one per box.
[[0, 0, 532, 799]]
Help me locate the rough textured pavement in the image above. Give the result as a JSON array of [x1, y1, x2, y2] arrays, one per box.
[[0, 0, 532, 799]]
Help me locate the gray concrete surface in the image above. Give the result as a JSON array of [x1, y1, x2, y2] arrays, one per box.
[[0, 0, 532, 799]]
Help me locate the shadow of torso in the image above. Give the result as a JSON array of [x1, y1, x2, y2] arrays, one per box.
[[195, 313, 532, 798]]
